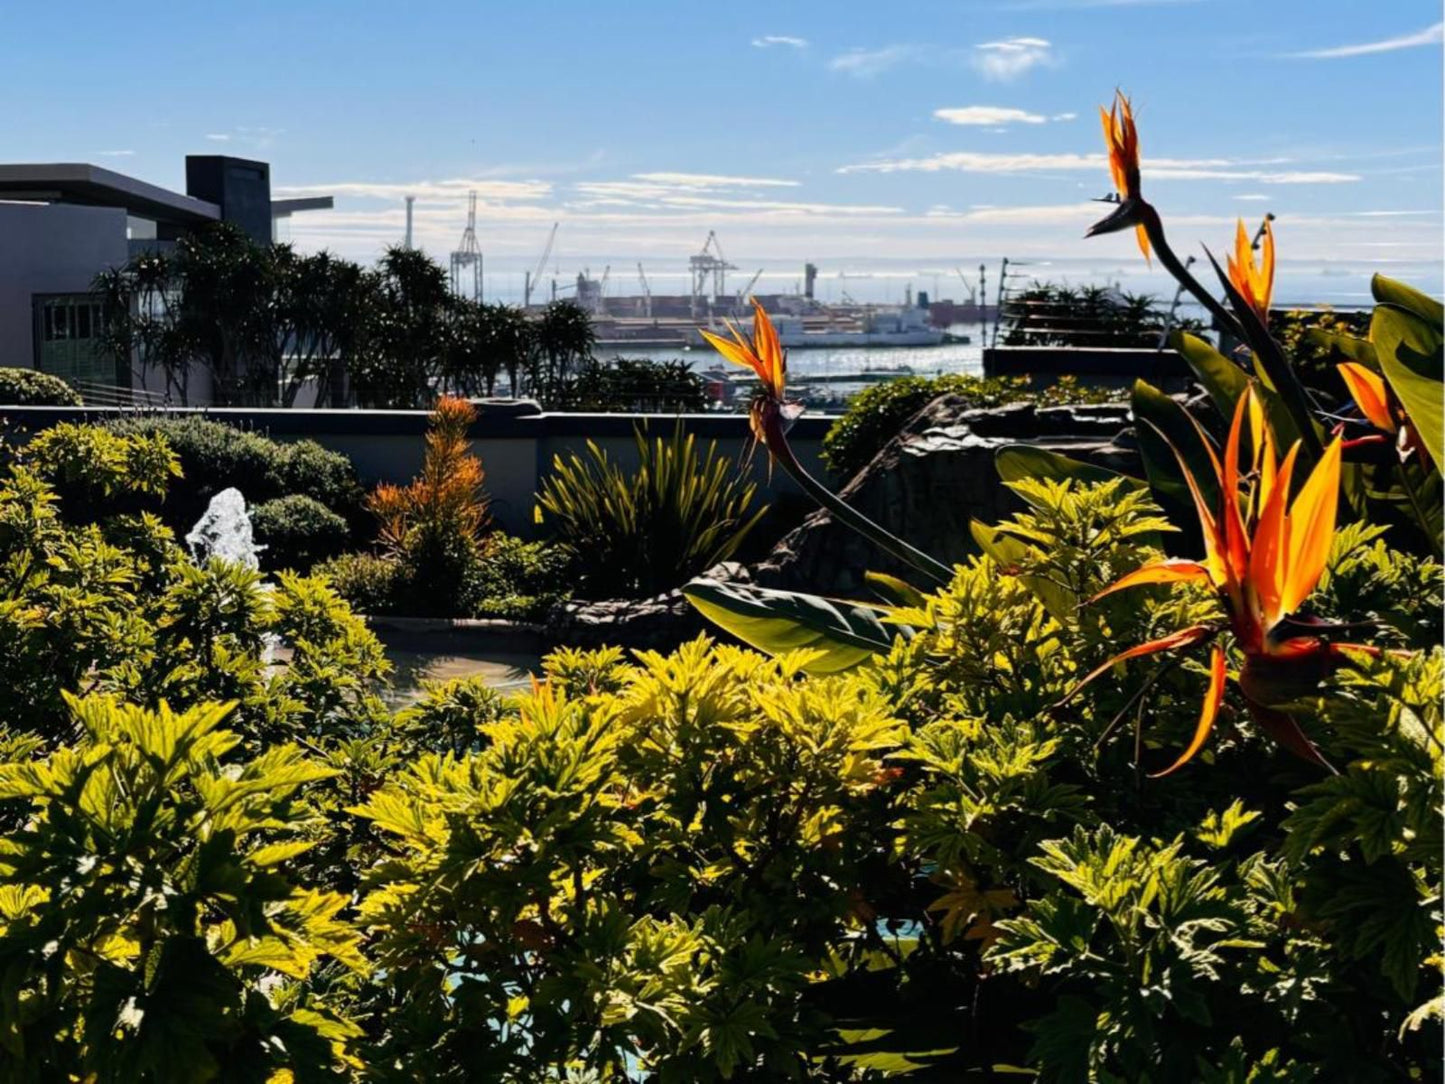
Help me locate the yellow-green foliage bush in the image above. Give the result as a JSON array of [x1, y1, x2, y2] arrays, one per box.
[[1, 419, 1440, 1080]]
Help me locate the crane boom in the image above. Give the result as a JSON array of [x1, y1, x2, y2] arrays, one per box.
[[637, 263, 653, 319], [524, 222, 559, 308]]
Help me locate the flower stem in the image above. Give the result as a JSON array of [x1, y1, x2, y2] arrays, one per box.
[[1139, 204, 1242, 342], [765, 416, 954, 586]]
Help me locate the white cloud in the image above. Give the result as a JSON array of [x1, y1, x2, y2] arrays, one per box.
[[631, 172, 800, 188], [97, 149, 135, 157], [1288, 21, 1442, 59], [1052, 112, 1078, 122], [971, 37, 1054, 81], [1234, 193, 1269, 201], [275, 178, 552, 202], [934, 106, 1048, 126], [829, 44, 920, 77], [752, 34, 807, 48], [204, 133, 231, 142], [837, 150, 1360, 183]]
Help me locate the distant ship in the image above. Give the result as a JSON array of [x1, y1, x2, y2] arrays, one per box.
[[687, 305, 946, 349]]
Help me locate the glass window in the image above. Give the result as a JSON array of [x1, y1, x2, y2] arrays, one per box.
[[75, 304, 91, 340]]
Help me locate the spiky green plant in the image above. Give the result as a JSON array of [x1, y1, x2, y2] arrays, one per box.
[[535, 423, 765, 599]]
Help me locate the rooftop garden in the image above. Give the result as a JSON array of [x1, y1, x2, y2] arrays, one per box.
[[0, 91, 1439, 1082]]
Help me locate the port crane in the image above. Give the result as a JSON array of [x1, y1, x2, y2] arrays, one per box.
[[523, 222, 559, 309], [689, 230, 736, 319], [449, 190, 483, 303], [636, 263, 653, 320], [954, 266, 977, 305], [733, 268, 764, 316], [594, 265, 610, 315]]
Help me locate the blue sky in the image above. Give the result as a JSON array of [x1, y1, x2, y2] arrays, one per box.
[[2, 0, 1440, 304]]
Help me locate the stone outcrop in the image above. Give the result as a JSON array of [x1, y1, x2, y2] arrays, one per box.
[[753, 396, 1141, 596]]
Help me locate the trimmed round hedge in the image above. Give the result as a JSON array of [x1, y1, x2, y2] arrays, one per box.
[[0, 368, 82, 406], [103, 415, 365, 533], [250, 494, 351, 572]]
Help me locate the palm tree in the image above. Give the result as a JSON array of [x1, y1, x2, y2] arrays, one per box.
[[529, 300, 595, 403]]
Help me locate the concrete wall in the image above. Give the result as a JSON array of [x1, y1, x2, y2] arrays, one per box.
[[0, 203, 128, 371], [0, 403, 839, 536]]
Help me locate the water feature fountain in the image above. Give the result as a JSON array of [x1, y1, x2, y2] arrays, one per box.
[[185, 487, 263, 569]]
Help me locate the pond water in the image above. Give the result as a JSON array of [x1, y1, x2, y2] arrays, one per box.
[[380, 644, 541, 708]]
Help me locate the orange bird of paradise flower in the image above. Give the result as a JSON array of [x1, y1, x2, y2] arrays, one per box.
[[698, 297, 801, 449], [1338, 361, 1432, 469], [1096, 91, 1151, 263], [1068, 386, 1364, 775], [1226, 218, 1275, 326]]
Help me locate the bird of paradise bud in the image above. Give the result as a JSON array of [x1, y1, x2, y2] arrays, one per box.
[[1226, 218, 1274, 327], [1085, 91, 1265, 356], [698, 300, 953, 586], [1095, 91, 1151, 263], [698, 297, 803, 457], [1067, 386, 1362, 776], [1338, 361, 1432, 469]]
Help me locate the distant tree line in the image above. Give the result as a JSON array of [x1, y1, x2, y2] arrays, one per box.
[[93, 222, 702, 412]]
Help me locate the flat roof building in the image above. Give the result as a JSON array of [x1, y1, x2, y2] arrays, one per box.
[[0, 156, 331, 397]]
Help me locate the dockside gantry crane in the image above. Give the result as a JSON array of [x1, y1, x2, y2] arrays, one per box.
[[689, 230, 735, 319]]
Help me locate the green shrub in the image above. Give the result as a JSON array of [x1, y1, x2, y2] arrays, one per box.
[[0, 697, 366, 1079], [104, 414, 364, 530], [251, 493, 351, 571], [314, 551, 402, 615], [0, 367, 82, 406], [318, 533, 570, 620], [4, 364, 1441, 1079], [463, 532, 571, 619], [821, 372, 1122, 479], [536, 423, 764, 599]]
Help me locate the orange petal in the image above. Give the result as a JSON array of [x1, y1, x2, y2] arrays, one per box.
[[1090, 559, 1212, 602], [1150, 644, 1227, 777], [1249, 441, 1300, 630], [1259, 218, 1275, 315], [1338, 362, 1395, 433], [699, 327, 764, 380], [1064, 624, 1214, 701], [1220, 391, 1252, 586], [1279, 435, 1342, 617]]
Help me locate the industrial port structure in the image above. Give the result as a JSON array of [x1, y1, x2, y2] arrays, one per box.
[[417, 197, 998, 350]]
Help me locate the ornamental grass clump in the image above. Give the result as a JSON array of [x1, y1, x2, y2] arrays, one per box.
[[535, 421, 765, 599]]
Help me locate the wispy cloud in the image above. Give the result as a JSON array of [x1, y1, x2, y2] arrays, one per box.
[[97, 149, 135, 157], [828, 44, 921, 77], [838, 150, 1359, 183], [934, 106, 1048, 126], [204, 133, 231, 142], [275, 178, 552, 202], [1052, 112, 1078, 121], [631, 172, 800, 188], [971, 37, 1055, 81], [1286, 21, 1442, 59], [752, 34, 807, 48], [1234, 193, 1269, 201]]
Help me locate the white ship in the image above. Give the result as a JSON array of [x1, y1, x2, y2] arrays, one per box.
[[687, 305, 945, 349]]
